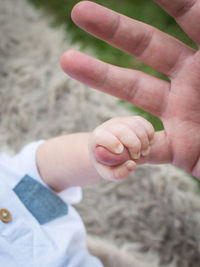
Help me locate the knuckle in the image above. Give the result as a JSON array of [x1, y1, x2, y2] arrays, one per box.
[[113, 123, 129, 135], [93, 128, 105, 138]]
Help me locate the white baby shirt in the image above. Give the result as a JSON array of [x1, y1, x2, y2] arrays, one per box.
[[0, 141, 103, 267]]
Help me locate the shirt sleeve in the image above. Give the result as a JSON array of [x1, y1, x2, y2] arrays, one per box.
[[11, 141, 82, 204]]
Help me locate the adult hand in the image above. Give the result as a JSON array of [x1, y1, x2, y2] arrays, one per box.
[[61, 1, 200, 179]]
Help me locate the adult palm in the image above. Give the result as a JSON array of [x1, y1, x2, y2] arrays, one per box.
[[61, 0, 200, 178]]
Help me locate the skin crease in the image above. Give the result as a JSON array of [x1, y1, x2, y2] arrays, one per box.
[[60, 1, 200, 179]]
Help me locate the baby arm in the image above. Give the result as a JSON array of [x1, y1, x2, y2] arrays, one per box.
[[89, 116, 155, 180], [36, 133, 102, 192], [36, 116, 154, 191]]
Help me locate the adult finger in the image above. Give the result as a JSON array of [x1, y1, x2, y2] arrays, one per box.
[[154, 0, 200, 46], [72, 1, 194, 78], [61, 50, 170, 117]]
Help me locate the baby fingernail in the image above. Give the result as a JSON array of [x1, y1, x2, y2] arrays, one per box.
[[114, 143, 124, 154], [142, 147, 150, 156], [125, 160, 135, 170], [133, 152, 140, 160]]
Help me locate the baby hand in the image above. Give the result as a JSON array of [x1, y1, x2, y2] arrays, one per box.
[[89, 116, 155, 180]]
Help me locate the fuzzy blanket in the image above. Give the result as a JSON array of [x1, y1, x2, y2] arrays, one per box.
[[1, 0, 200, 266]]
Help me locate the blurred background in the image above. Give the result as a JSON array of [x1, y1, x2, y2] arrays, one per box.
[[2, 1, 200, 265], [28, 0, 196, 131]]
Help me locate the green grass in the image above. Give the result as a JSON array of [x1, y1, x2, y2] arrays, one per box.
[[28, 0, 196, 131]]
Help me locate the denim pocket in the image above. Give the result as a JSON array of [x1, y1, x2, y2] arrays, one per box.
[[13, 175, 68, 225]]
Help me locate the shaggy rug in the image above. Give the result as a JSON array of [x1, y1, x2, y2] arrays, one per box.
[[1, 0, 200, 266]]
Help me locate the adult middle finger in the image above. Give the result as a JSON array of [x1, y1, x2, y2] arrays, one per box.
[[72, 1, 195, 78]]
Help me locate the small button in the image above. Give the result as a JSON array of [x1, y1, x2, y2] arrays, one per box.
[[0, 209, 12, 223]]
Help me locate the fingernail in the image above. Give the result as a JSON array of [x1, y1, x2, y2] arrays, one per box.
[[133, 152, 140, 160], [114, 143, 124, 154], [125, 160, 135, 170], [141, 147, 150, 157]]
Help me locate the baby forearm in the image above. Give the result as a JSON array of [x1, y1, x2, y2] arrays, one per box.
[[36, 133, 101, 192]]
